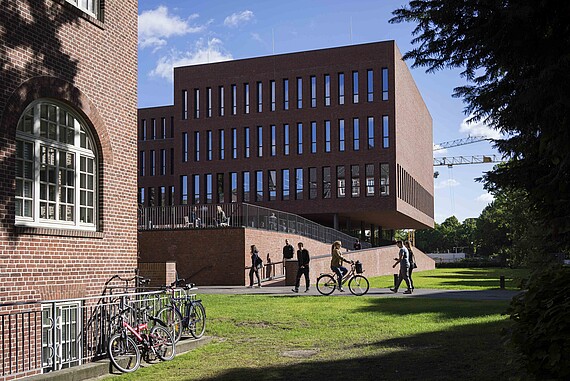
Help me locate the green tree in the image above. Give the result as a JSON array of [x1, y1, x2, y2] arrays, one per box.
[[390, 0, 570, 250]]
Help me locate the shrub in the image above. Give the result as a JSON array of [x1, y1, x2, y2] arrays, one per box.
[[504, 266, 570, 379]]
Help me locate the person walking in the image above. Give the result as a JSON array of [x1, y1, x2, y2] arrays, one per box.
[[248, 245, 262, 288], [390, 240, 413, 294], [353, 238, 362, 250], [292, 242, 311, 293], [405, 240, 417, 291], [330, 241, 353, 292]]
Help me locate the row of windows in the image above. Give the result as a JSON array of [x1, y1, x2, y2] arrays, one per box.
[[140, 116, 175, 141], [15, 101, 98, 230], [139, 117, 390, 176], [139, 163, 390, 207], [180, 68, 389, 120], [396, 164, 434, 218]]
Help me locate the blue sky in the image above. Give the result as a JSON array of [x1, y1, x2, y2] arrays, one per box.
[[137, 0, 500, 224]]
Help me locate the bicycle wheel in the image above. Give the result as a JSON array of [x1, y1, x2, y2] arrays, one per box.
[[108, 333, 140, 373], [348, 275, 370, 296], [150, 325, 176, 361], [156, 306, 183, 343], [316, 274, 336, 295], [186, 302, 206, 339]]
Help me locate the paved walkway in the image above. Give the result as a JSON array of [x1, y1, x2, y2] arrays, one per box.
[[196, 283, 521, 301]]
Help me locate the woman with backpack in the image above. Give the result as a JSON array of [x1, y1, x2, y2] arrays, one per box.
[[248, 245, 263, 288]]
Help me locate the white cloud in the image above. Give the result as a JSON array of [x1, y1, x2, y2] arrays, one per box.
[[139, 6, 205, 50], [476, 193, 494, 203], [459, 116, 501, 139], [434, 179, 460, 190], [150, 39, 233, 82], [224, 10, 254, 28], [251, 32, 263, 43]]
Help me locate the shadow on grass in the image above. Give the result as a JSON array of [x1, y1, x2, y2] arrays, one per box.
[[185, 319, 521, 381]]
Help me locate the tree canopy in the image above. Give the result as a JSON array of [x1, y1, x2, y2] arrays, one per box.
[[391, 0, 570, 249]]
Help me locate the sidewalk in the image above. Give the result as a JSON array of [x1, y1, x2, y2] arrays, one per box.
[[196, 283, 521, 301]]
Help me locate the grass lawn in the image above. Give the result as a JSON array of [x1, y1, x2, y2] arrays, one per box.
[[368, 267, 530, 290], [104, 268, 526, 380]]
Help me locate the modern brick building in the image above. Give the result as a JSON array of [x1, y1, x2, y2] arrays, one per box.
[[138, 41, 434, 243], [0, 1, 138, 377]]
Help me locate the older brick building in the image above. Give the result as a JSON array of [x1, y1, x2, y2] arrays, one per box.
[[0, 1, 137, 377], [138, 41, 433, 243]]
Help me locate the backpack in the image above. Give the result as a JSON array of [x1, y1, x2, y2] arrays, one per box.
[[255, 254, 263, 269]]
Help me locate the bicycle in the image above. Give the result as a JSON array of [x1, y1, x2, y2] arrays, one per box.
[[156, 279, 206, 343], [316, 261, 370, 296], [108, 304, 176, 373]]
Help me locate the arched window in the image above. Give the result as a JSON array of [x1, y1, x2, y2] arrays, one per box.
[[15, 100, 98, 230]]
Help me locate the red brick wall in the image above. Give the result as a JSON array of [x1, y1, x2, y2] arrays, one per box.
[[0, 0, 138, 305], [138, 227, 435, 286]]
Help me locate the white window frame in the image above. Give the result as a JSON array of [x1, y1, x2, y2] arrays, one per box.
[[66, 0, 100, 19], [15, 100, 98, 231]]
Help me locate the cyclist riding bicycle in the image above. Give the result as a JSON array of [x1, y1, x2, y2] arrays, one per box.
[[330, 241, 353, 292]]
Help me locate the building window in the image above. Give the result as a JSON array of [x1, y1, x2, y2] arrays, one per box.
[[297, 77, 303, 109], [194, 88, 200, 119], [283, 79, 289, 110], [231, 84, 237, 115], [140, 119, 146, 141], [352, 71, 359, 104], [151, 118, 156, 140], [138, 187, 145, 205], [219, 129, 225, 160], [181, 175, 188, 205], [170, 148, 174, 175], [338, 73, 345, 105], [310, 76, 317, 108], [207, 87, 212, 117], [230, 172, 238, 202], [206, 130, 212, 161], [351, 165, 360, 197], [205, 174, 213, 203], [270, 80, 276, 111], [383, 115, 390, 148], [366, 164, 375, 196], [353, 118, 360, 151], [270, 125, 276, 156], [309, 167, 317, 200], [182, 90, 188, 119], [194, 131, 200, 161], [337, 166, 345, 198], [367, 116, 375, 149], [231, 128, 237, 159], [268, 170, 277, 201], [322, 167, 331, 199], [382, 67, 389, 101], [244, 83, 250, 114], [256, 171, 263, 201], [219, 86, 225, 116], [380, 163, 390, 196], [257, 126, 263, 157], [295, 168, 303, 200], [217, 173, 224, 203], [311, 121, 317, 153], [324, 74, 331, 106], [148, 187, 156, 206], [257, 82, 263, 112], [193, 174, 200, 204], [150, 150, 156, 175], [159, 186, 166, 206], [170, 117, 174, 138], [182, 132, 188, 162], [161, 117, 166, 139], [139, 151, 145, 176], [66, 0, 100, 18], [242, 171, 250, 202], [160, 149, 166, 175], [244, 127, 250, 158], [324, 120, 331, 153], [15, 101, 98, 229], [283, 124, 290, 155], [168, 186, 175, 206], [367, 69, 374, 102], [297, 123, 303, 154], [339, 119, 345, 152], [282, 169, 290, 200]]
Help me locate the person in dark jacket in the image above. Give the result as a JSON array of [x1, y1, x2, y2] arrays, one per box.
[[292, 242, 311, 293], [248, 245, 262, 288], [282, 239, 294, 260]]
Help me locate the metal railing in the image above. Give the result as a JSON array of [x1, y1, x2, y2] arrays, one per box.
[[138, 203, 370, 249]]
